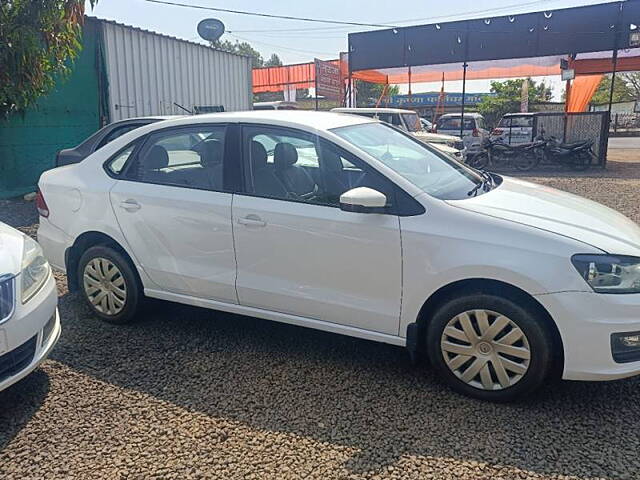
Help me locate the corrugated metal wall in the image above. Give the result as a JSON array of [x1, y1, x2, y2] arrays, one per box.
[[101, 21, 252, 121]]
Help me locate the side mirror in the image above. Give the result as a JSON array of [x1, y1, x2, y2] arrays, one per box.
[[339, 187, 387, 214]]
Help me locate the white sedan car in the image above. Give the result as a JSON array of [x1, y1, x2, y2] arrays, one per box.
[[37, 111, 640, 401], [0, 222, 60, 392]]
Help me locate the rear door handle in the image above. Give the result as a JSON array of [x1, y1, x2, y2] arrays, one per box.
[[119, 199, 141, 212], [237, 214, 266, 227]]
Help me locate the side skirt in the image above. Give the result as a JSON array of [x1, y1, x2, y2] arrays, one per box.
[[145, 288, 407, 347]]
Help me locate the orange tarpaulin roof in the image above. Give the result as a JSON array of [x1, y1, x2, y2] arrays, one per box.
[[252, 50, 640, 93], [253, 60, 340, 93]]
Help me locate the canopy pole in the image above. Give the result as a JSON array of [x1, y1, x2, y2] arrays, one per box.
[[408, 66, 412, 107], [608, 48, 619, 115], [460, 62, 468, 139]]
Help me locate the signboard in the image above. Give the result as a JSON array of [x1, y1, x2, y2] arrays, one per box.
[[561, 69, 576, 81], [197, 19, 225, 42], [388, 92, 494, 108], [314, 59, 341, 100], [630, 31, 640, 48]]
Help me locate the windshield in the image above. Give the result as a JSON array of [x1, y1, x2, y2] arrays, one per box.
[[402, 113, 423, 132], [331, 123, 487, 200]]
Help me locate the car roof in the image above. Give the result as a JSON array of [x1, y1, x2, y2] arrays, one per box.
[[502, 112, 535, 117], [332, 107, 416, 114], [439, 112, 484, 118], [143, 110, 374, 131], [111, 115, 184, 125]]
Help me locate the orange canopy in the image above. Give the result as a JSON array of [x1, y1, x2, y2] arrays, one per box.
[[252, 50, 640, 93]]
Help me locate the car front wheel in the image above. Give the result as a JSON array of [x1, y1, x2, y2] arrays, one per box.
[[77, 245, 141, 324], [426, 293, 554, 402]]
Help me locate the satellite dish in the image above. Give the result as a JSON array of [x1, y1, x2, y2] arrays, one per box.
[[197, 18, 225, 42]]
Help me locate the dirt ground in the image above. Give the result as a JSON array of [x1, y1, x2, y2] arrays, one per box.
[[1, 152, 639, 479]]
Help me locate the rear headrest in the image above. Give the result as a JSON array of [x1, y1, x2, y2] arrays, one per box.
[[146, 145, 169, 170], [201, 139, 223, 166], [250, 140, 268, 170], [274, 142, 298, 170]]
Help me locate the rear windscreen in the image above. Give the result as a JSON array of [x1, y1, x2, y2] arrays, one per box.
[[437, 118, 474, 129]]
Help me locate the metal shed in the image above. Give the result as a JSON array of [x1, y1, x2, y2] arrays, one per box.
[[100, 19, 253, 121], [0, 17, 252, 199]]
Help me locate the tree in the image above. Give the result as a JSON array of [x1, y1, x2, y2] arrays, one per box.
[[591, 74, 637, 105], [621, 72, 640, 100], [264, 53, 283, 67], [211, 39, 265, 68], [477, 78, 552, 127], [356, 81, 400, 107], [0, 0, 96, 116]]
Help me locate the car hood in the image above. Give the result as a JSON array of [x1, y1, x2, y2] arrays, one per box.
[[0, 222, 25, 275], [430, 143, 459, 154], [412, 131, 459, 143], [447, 176, 640, 256]]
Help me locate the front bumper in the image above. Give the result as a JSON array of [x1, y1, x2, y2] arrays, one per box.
[[535, 291, 640, 381], [0, 271, 60, 392]]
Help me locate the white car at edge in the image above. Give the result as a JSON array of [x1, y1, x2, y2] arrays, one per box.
[[0, 222, 60, 392], [37, 111, 640, 401]]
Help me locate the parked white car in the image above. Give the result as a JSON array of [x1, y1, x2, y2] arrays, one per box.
[[37, 111, 640, 401], [0, 222, 60, 393], [331, 108, 465, 159], [490, 113, 535, 145], [436, 112, 489, 154]]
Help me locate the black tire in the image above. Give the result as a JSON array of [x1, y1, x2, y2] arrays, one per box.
[[469, 152, 489, 170], [569, 151, 591, 171], [77, 245, 142, 325], [514, 152, 540, 171], [426, 293, 554, 402]]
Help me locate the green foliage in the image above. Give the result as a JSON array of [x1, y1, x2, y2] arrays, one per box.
[[264, 53, 282, 67], [0, 0, 95, 116], [591, 74, 636, 105], [477, 78, 552, 127], [356, 81, 400, 107], [211, 39, 274, 69]]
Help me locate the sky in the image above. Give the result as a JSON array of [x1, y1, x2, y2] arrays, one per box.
[[86, 0, 618, 98]]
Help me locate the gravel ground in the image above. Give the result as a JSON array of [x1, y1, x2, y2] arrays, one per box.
[[1, 153, 640, 479]]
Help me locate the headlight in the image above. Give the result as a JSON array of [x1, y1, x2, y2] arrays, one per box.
[[21, 236, 50, 303], [571, 254, 640, 294]]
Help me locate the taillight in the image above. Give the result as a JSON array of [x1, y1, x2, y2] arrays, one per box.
[[491, 128, 503, 135], [472, 128, 480, 137], [35, 189, 49, 218]]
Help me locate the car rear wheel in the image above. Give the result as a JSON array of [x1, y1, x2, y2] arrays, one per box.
[[426, 293, 554, 402], [78, 245, 141, 324]]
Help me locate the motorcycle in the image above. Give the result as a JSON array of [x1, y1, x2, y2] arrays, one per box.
[[533, 135, 597, 171], [466, 137, 543, 172]]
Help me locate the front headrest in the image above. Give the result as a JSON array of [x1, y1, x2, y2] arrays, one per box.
[[322, 149, 343, 172], [250, 140, 268, 170], [146, 145, 169, 170], [201, 139, 222, 166], [274, 142, 298, 170]]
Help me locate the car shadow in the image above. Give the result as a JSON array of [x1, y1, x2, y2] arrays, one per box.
[[53, 292, 640, 478], [0, 369, 50, 451]]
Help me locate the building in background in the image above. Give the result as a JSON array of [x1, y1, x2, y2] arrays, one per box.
[[0, 17, 253, 199]]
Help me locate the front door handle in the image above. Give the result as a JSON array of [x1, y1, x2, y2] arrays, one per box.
[[119, 199, 141, 212], [237, 214, 266, 227]]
